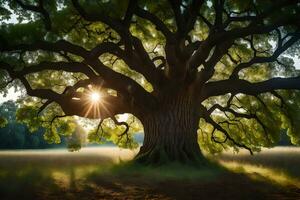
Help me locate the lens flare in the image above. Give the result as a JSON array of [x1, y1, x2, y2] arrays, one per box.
[[90, 92, 101, 103], [82, 88, 107, 118]]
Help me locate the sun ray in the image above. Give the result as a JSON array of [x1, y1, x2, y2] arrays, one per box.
[[81, 86, 108, 118]]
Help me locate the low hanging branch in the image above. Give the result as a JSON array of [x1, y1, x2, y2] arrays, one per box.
[[111, 116, 130, 145], [200, 104, 254, 154]]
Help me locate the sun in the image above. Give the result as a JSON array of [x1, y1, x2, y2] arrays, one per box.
[[90, 91, 101, 103], [82, 86, 107, 118]]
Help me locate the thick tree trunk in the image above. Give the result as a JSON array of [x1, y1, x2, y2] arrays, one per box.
[[135, 93, 206, 165]]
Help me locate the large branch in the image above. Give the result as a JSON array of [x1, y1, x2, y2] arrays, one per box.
[[183, 0, 204, 36], [230, 34, 300, 78], [207, 95, 268, 138], [222, 0, 297, 29], [202, 77, 300, 99], [168, 0, 184, 33], [90, 40, 165, 90], [189, 1, 300, 71], [17, 61, 97, 79], [71, 0, 134, 52], [1, 39, 158, 111], [0, 61, 133, 119], [0, 61, 62, 101], [134, 7, 174, 40], [168, 0, 204, 36], [70, 1, 165, 89], [199, 104, 253, 153], [70, 0, 124, 34], [85, 59, 158, 110], [196, 40, 233, 85], [123, 0, 137, 28], [60, 92, 131, 119], [1, 40, 90, 57], [213, 0, 224, 28]]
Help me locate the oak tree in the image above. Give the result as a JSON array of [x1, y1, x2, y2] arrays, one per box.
[[1, 0, 300, 165]]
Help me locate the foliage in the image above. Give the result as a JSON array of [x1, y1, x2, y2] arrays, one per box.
[[0, 100, 88, 150], [87, 115, 141, 149], [0, 117, 7, 128], [66, 125, 87, 151], [0, 0, 300, 157], [0, 101, 65, 149]]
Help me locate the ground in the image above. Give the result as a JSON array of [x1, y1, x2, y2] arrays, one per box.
[[0, 147, 299, 200]]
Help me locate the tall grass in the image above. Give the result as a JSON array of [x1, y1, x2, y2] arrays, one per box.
[[214, 147, 300, 188]]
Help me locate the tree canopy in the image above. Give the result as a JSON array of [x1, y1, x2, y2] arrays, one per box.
[[0, 0, 300, 159]]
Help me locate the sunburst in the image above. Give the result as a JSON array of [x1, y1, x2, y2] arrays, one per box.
[[90, 91, 101, 103], [81, 86, 109, 118]]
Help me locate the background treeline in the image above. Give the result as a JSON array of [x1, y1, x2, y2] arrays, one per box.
[[0, 101, 68, 149]]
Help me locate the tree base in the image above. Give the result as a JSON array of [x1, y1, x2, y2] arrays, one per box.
[[134, 145, 207, 166]]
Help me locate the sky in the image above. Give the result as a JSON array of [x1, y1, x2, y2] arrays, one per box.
[[0, 88, 22, 104]]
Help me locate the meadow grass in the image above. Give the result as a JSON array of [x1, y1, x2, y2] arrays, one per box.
[[214, 147, 300, 188], [96, 160, 225, 181], [0, 147, 299, 199]]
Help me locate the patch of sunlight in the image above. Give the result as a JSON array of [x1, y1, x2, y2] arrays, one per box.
[[51, 171, 71, 188], [51, 165, 109, 189], [219, 160, 300, 188], [222, 146, 300, 155]]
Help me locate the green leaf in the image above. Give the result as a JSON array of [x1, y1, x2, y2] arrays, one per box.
[[0, 117, 8, 128]]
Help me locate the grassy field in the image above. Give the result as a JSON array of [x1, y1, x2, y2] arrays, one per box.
[[0, 147, 299, 200], [216, 147, 300, 187]]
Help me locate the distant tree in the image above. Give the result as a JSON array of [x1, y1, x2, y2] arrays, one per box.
[[0, 101, 66, 149], [277, 131, 293, 146], [0, 0, 300, 164], [66, 124, 87, 151], [0, 101, 25, 149]]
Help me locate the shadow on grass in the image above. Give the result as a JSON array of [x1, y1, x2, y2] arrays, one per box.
[[107, 160, 225, 180], [84, 161, 300, 200], [217, 147, 300, 179], [0, 168, 61, 200], [1, 148, 300, 200]]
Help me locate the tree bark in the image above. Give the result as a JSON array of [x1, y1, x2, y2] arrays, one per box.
[[135, 92, 206, 165]]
